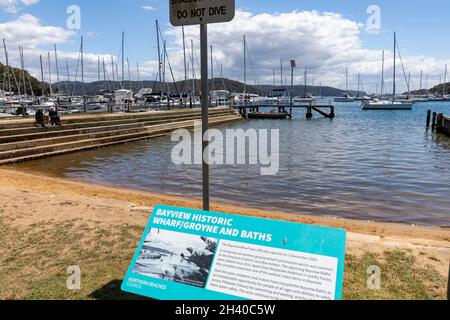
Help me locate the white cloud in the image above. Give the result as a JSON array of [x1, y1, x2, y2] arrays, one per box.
[[0, 14, 74, 48], [142, 5, 156, 11], [0, 14, 111, 84], [164, 10, 450, 93], [0, 0, 39, 13]]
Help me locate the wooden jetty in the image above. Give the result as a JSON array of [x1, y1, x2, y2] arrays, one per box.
[[234, 101, 335, 120]]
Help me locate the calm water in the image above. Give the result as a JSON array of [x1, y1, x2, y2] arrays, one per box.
[[13, 101, 450, 226]]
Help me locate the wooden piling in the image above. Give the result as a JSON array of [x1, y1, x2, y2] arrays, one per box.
[[329, 106, 335, 119], [426, 110, 431, 128], [436, 113, 443, 133], [306, 105, 313, 119], [432, 112, 437, 131]]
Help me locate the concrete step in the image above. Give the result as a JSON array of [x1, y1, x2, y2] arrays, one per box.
[[0, 115, 240, 160], [0, 110, 237, 144], [0, 113, 238, 152], [0, 126, 147, 152], [0, 107, 234, 130], [0, 115, 241, 165], [0, 109, 236, 136]]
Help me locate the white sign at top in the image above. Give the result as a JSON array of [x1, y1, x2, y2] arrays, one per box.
[[170, 0, 235, 26]]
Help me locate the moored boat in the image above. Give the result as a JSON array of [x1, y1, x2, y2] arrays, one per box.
[[363, 33, 413, 111], [362, 99, 413, 110]]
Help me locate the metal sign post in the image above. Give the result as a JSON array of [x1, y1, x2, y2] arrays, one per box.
[[200, 23, 210, 211], [170, 0, 235, 211]]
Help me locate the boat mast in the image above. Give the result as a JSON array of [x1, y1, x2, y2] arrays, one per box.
[[162, 40, 167, 94], [111, 56, 115, 91], [97, 55, 101, 82], [273, 68, 275, 87], [40, 55, 45, 97], [408, 72, 411, 96], [443, 64, 447, 96], [81, 35, 84, 97], [393, 32, 396, 102], [121, 31, 125, 88], [65, 61, 70, 97], [16, 46, 22, 95], [419, 70, 423, 94], [357, 73, 360, 98], [210, 45, 214, 94], [304, 67, 307, 97], [2, 39, 11, 95], [156, 20, 162, 94], [19, 46, 26, 96], [182, 26, 188, 94], [21, 47, 34, 96], [136, 62, 142, 90], [381, 50, 385, 96], [48, 52, 53, 96], [280, 59, 283, 86], [243, 35, 246, 94], [54, 45, 61, 94], [191, 40, 195, 98], [103, 57, 107, 91], [127, 57, 131, 91], [116, 64, 121, 89], [345, 67, 348, 93]]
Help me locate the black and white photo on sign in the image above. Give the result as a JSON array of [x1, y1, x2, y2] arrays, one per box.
[[133, 229, 218, 288]]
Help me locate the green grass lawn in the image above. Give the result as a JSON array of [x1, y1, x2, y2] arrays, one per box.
[[0, 216, 447, 300]]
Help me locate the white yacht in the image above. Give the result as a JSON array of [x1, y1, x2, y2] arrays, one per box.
[[334, 93, 356, 103], [135, 88, 154, 100], [363, 99, 413, 110], [363, 33, 413, 111], [114, 89, 134, 103]]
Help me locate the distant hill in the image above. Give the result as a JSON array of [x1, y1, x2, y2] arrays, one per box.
[[0, 63, 44, 95], [406, 82, 450, 95], [429, 82, 450, 95], [52, 78, 366, 97]]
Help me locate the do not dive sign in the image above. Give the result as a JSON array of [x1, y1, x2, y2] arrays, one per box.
[[170, 0, 236, 26]]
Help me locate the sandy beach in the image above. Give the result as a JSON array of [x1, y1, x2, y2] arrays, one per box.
[[0, 167, 449, 300]]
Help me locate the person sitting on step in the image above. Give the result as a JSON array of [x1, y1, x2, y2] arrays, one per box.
[[35, 108, 48, 129], [49, 107, 61, 126]]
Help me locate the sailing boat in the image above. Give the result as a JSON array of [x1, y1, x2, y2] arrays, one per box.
[[334, 67, 356, 102], [363, 33, 413, 110], [293, 67, 315, 103]]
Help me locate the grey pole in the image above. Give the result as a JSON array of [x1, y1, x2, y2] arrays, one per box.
[[200, 24, 209, 211], [290, 64, 294, 106], [447, 261, 449, 300]]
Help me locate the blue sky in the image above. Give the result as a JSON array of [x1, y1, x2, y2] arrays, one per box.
[[1, 0, 449, 92]]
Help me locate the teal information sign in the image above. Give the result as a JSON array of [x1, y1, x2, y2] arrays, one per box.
[[121, 205, 347, 300]]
